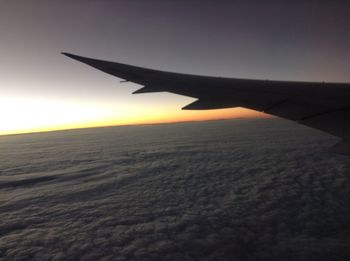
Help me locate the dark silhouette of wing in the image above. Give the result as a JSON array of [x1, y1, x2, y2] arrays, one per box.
[[62, 53, 350, 155]]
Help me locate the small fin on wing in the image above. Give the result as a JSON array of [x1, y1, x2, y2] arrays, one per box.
[[132, 86, 163, 94], [182, 100, 204, 110], [182, 99, 240, 110]]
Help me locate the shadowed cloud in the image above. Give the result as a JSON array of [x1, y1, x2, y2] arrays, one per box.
[[0, 119, 350, 260]]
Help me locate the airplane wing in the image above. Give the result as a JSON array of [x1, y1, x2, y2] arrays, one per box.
[[62, 52, 350, 155]]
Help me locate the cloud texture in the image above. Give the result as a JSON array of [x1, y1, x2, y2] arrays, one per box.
[[1, 119, 350, 261]]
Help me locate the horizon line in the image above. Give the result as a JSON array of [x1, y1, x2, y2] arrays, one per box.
[[0, 116, 271, 138]]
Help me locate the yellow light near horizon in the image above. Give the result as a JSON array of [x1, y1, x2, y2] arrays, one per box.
[[0, 95, 267, 136], [0, 96, 114, 135]]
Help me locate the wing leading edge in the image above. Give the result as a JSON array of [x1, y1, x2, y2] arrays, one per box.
[[62, 52, 350, 155]]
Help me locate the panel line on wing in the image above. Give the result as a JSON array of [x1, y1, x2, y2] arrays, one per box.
[[300, 107, 350, 121], [262, 99, 289, 112]]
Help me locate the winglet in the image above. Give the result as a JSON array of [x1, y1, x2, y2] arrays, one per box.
[[61, 52, 156, 85], [61, 52, 75, 58], [61, 52, 98, 65], [61, 52, 81, 60]]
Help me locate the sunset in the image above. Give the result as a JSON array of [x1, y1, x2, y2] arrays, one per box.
[[1, 1, 348, 136], [0, 92, 262, 135], [1, 1, 350, 260]]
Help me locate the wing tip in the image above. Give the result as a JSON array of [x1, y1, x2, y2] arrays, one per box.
[[61, 52, 77, 58], [61, 52, 114, 73], [61, 52, 90, 63]]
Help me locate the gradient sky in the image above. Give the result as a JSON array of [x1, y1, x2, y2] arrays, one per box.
[[1, 0, 350, 135]]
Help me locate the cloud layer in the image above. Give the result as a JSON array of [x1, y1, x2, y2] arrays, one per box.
[[1, 119, 350, 261]]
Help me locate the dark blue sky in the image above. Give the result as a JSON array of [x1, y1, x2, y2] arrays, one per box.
[[1, 0, 349, 134]]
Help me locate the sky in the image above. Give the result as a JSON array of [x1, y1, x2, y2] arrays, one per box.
[[1, 0, 350, 135]]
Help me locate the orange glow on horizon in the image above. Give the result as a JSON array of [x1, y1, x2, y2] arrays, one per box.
[[0, 95, 269, 136]]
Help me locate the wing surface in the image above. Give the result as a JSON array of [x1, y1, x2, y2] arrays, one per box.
[[63, 53, 350, 154]]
